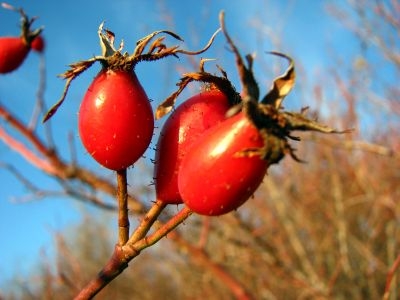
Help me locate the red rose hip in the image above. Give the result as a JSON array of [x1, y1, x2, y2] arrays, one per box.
[[78, 69, 154, 170]]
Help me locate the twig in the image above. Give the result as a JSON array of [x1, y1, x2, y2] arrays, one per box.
[[265, 178, 327, 295], [68, 132, 78, 165], [0, 126, 56, 174], [197, 217, 211, 249], [307, 134, 396, 159], [128, 199, 167, 244], [1, 103, 145, 212], [0, 162, 42, 193], [29, 52, 47, 130], [328, 151, 352, 276], [59, 180, 117, 211], [74, 206, 192, 299], [74, 245, 128, 300], [383, 253, 400, 300], [169, 230, 254, 300], [117, 169, 129, 245], [123, 206, 192, 257], [0, 103, 52, 157], [54, 233, 82, 294], [0, 163, 116, 208]]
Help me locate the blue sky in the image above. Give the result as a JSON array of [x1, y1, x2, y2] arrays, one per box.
[[0, 0, 369, 288]]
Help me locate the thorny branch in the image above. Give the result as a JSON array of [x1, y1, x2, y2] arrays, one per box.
[[0, 103, 145, 212], [127, 199, 167, 244], [75, 206, 193, 299], [117, 169, 129, 245], [383, 254, 400, 300]]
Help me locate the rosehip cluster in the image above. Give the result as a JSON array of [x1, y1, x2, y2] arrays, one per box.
[[153, 13, 343, 216], [3, 7, 341, 217]]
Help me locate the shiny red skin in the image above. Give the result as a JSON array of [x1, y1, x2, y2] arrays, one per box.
[[0, 37, 29, 73], [178, 112, 268, 216], [78, 69, 154, 170], [154, 90, 231, 204], [31, 36, 45, 53]]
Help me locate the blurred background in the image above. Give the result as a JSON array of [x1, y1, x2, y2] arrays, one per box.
[[0, 0, 399, 299]]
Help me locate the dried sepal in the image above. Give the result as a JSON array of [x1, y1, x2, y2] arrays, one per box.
[[132, 30, 183, 58], [261, 52, 295, 109], [104, 28, 115, 45], [43, 58, 100, 122], [155, 76, 193, 119], [175, 28, 221, 55], [233, 126, 288, 165], [239, 97, 349, 165], [219, 11, 259, 102], [61, 59, 100, 80], [43, 22, 220, 122], [200, 58, 217, 72], [131, 28, 220, 66], [137, 45, 181, 63], [155, 59, 240, 120], [146, 36, 167, 54], [282, 110, 350, 134], [98, 22, 119, 57], [220, 12, 295, 110]]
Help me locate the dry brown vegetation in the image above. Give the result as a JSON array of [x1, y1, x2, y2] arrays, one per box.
[[1, 1, 399, 299]]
